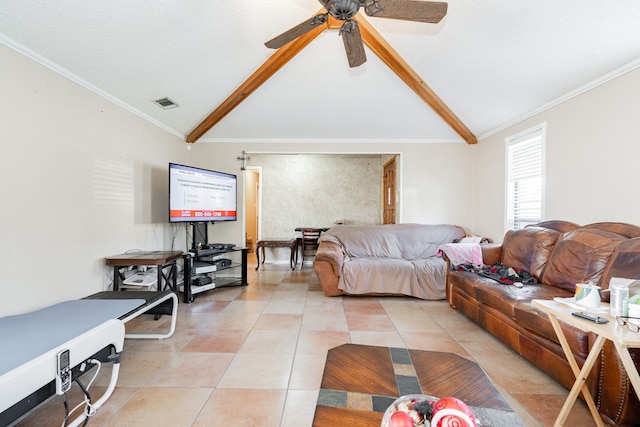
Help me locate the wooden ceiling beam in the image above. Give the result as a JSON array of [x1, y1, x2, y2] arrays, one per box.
[[355, 15, 477, 144], [187, 10, 477, 145], [186, 18, 328, 143]]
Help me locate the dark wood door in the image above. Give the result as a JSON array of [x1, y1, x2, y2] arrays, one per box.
[[383, 157, 396, 224]]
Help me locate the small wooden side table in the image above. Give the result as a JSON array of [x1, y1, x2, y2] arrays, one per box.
[[105, 250, 183, 292], [533, 299, 640, 427], [255, 239, 297, 270]]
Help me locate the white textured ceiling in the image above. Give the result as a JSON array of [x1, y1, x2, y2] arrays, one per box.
[[2, 0, 640, 143]]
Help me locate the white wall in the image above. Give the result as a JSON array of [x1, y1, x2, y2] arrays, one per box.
[[0, 44, 189, 315], [475, 67, 640, 242], [399, 142, 475, 227], [0, 41, 477, 315], [251, 153, 385, 234], [193, 141, 477, 245], [15, 30, 638, 313]]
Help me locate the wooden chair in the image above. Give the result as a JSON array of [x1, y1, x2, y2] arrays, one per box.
[[300, 228, 323, 265]]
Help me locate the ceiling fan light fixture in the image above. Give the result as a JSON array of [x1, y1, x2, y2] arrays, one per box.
[[339, 20, 357, 35], [324, 0, 361, 20], [363, 0, 384, 17], [153, 97, 180, 109]]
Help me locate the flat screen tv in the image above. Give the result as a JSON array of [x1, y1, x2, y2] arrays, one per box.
[[169, 163, 237, 223]]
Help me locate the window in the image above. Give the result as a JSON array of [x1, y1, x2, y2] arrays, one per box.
[[506, 123, 545, 231]]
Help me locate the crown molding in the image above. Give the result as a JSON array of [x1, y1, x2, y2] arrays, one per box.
[[1, 35, 184, 140], [479, 56, 640, 141]]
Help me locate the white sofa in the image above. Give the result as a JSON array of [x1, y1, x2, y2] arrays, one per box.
[[313, 224, 465, 299]]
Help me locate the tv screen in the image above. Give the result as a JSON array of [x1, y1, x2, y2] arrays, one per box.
[[169, 163, 237, 223]]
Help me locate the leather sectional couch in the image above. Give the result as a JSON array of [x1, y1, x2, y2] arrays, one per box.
[[446, 221, 640, 426]]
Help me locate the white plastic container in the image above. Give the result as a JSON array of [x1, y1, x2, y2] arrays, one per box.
[[628, 303, 640, 318], [628, 288, 640, 317], [609, 280, 630, 317]]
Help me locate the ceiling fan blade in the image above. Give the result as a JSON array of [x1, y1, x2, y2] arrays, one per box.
[[341, 21, 366, 67], [265, 15, 328, 49], [364, 0, 448, 23]]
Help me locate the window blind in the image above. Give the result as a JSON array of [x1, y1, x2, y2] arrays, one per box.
[[506, 126, 544, 231]]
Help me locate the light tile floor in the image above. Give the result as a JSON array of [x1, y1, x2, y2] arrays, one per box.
[[13, 256, 596, 426]]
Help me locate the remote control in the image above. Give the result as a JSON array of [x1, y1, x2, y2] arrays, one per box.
[[571, 311, 609, 324], [56, 349, 72, 394]]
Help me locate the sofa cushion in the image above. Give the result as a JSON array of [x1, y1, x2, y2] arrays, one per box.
[[514, 299, 590, 359], [322, 224, 465, 259], [542, 229, 626, 292], [447, 270, 494, 300], [599, 237, 640, 299], [501, 227, 561, 279], [530, 220, 580, 233], [339, 257, 449, 300], [475, 280, 568, 320], [582, 222, 640, 239]]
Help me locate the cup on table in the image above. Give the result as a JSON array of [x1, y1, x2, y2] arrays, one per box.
[[575, 283, 602, 309]]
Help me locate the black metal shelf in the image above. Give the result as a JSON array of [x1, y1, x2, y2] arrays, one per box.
[[182, 247, 248, 303]]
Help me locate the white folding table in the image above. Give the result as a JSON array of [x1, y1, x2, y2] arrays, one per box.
[[533, 299, 640, 427]]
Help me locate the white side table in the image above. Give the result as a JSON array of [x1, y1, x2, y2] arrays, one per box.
[[533, 299, 640, 427]]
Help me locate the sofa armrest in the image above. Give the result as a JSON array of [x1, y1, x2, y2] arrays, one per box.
[[313, 241, 345, 297], [481, 243, 502, 265], [314, 240, 344, 273]]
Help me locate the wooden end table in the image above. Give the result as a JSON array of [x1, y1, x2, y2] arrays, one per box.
[[105, 250, 182, 292], [255, 239, 297, 270], [533, 299, 640, 427]]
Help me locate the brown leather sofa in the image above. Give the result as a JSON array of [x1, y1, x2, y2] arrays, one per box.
[[446, 220, 640, 426]]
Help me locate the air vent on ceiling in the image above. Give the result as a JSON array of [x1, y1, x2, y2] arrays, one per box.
[[153, 97, 179, 109]]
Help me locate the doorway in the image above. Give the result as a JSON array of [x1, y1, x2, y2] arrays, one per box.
[[244, 167, 261, 252], [383, 156, 397, 224], [243, 153, 400, 250]]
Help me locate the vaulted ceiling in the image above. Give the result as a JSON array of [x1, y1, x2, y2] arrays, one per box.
[[2, 1, 640, 144]]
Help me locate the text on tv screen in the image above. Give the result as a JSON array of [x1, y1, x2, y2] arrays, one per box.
[[169, 163, 237, 222]]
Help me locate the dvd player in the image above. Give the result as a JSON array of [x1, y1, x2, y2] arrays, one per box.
[[191, 276, 213, 287], [191, 248, 225, 257], [194, 261, 216, 274], [122, 269, 158, 288], [202, 243, 235, 251], [191, 244, 235, 257], [213, 258, 232, 268]]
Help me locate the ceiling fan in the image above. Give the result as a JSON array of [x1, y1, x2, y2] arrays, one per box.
[[187, 0, 476, 145], [265, 0, 448, 67]]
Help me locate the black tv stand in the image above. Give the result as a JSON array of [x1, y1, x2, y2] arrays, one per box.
[[182, 247, 248, 303]]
